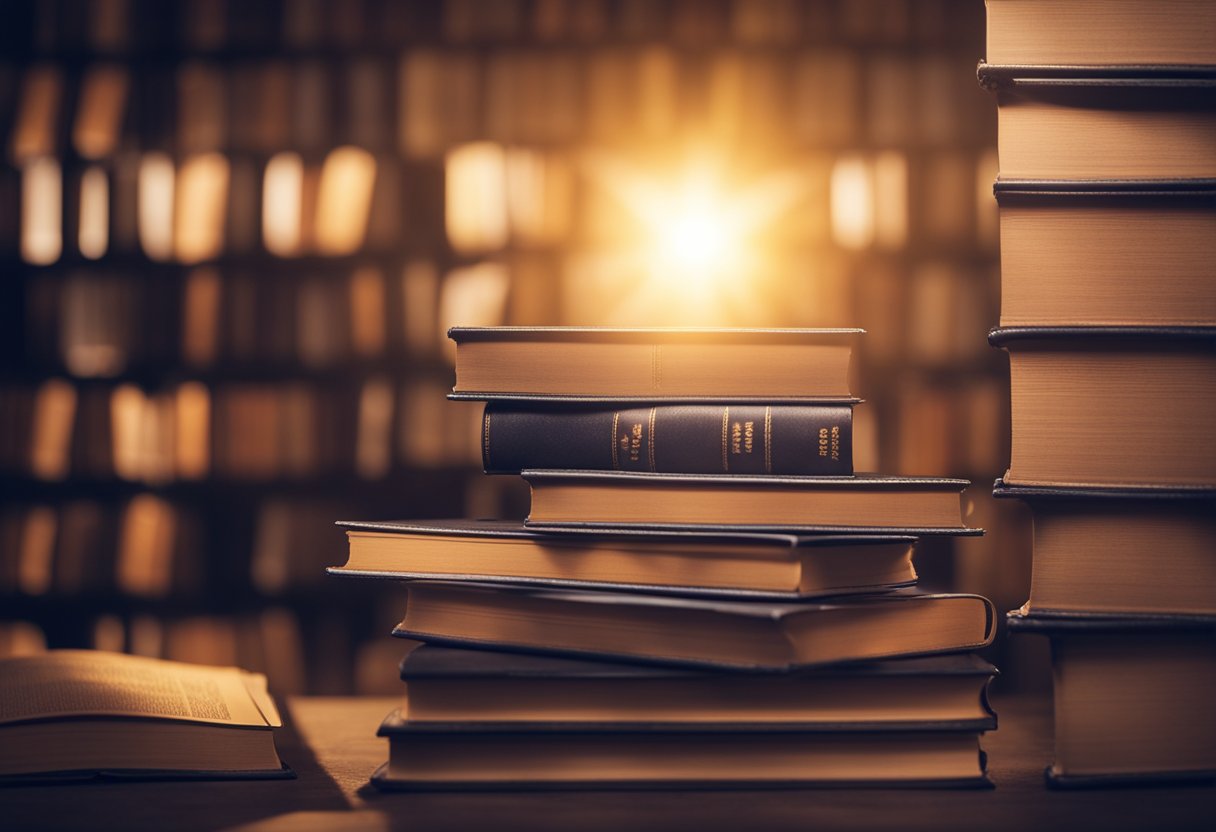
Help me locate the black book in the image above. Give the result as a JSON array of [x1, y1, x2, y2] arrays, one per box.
[[330, 519, 917, 599], [1008, 610, 1216, 788], [396, 644, 998, 733], [480, 402, 853, 476]]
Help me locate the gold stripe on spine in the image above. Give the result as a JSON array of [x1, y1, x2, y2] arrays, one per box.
[[482, 410, 492, 468], [648, 406, 657, 472], [651, 345, 662, 389], [611, 411, 620, 470], [721, 407, 730, 472], [764, 406, 772, 474]]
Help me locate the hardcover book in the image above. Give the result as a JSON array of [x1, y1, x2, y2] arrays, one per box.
[[331, 519, 918, 599], [371, 711, 993, 790], [994, 181, 1216, 327], [985, 0, 1216, 66], [976, 66, 1216, 180], [0, 650, 290, 783], [993, 480, 1216, 616], [990, 327, 1216, 489], [390, 581, 996, 671], [480, 402, 854, 476], [447, 327, 862, 402], [521, 470, 980, 534], [397, 645, 998, 731], [1007, 611, 1216, 787]]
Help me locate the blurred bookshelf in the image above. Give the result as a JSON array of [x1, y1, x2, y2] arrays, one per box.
[[0, 0, 1036, 694]]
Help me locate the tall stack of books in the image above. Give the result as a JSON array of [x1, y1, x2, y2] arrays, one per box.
[[980, 0, 1216, 787], [331, 327, 999, 789]]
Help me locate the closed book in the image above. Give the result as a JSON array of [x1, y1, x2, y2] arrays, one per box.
[[521, 470, 980, 535], [977, 66, 1216, 180], [391, 581, 996, 671], [990, 327, 1216, 489], [447, 327, 861, 402], [479, 402, 852, 476], [995, 181, 1216, 327], [330, 519, 917, 599], [985, 0, 1216, 66], [372, 709, 992, 790], [397, 645, 998, 732], [994, 479, 1216, 616], [0, 651, 290, 783], [1007, 610, 1216, 787]]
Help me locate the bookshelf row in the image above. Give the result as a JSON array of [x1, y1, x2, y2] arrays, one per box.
[[0, 603, 406, 696], [0, 377, 486, 484], [6, 1, 987, 58], [4, 49, 992, 160], [1, 143, 999, 269], [7, 253, 998, 381]]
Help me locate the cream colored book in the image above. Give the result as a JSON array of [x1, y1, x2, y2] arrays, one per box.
[[0, 650, 288, 781]]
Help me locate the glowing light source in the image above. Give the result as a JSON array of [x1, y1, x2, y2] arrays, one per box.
[[21, 156, 62, 265], [577, 151, 813, 323], [138, 152, 175, 261], [263, 151, 303, 256], [830, 154, 873, 250]]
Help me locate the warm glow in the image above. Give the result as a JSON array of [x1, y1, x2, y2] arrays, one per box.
[[78, 165, 109, 259], [138, 152, 175, 261], [263, 152, 304, 256], [656, 202, 738, 277], [21, 157, 62, 265], [438, 262, 511, 361], [578, 151, 813, 323], [446, 142, 509, 253], [315, 145, 376, 255], [175, 152, 229, 263], [830, 155, 874, 250]]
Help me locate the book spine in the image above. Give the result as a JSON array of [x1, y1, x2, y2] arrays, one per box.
[[482, 404, 853, 476]]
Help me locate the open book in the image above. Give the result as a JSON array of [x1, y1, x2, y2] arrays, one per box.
[[0, 650, 290, 782]]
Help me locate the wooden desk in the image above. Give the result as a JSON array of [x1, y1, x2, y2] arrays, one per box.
[[2, 693, 1211, 831]]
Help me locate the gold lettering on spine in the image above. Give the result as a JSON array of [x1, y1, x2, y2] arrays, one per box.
[[482, 410, 492, 467], [611, 411, 620, 469], [648, 407, 657, 472], [721, 407, 730, 471], [764, 407, 772, 473]]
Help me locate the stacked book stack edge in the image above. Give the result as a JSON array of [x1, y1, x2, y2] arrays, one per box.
[[981, 0, 1216, 787], [330, 327, 1000, 789]]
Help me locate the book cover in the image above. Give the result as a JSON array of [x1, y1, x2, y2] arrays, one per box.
[[480, 402, 854, 476], [330, 519, 917, 600]]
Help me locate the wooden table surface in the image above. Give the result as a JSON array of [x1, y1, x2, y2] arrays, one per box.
[[2, 692, 1212, 831]]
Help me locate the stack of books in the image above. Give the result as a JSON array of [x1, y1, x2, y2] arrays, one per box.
[[980, 0, 1216, 787], [331, 327, 999, 789]]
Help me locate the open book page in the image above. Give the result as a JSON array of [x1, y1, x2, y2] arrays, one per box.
[[0, 650, 278, 727]]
